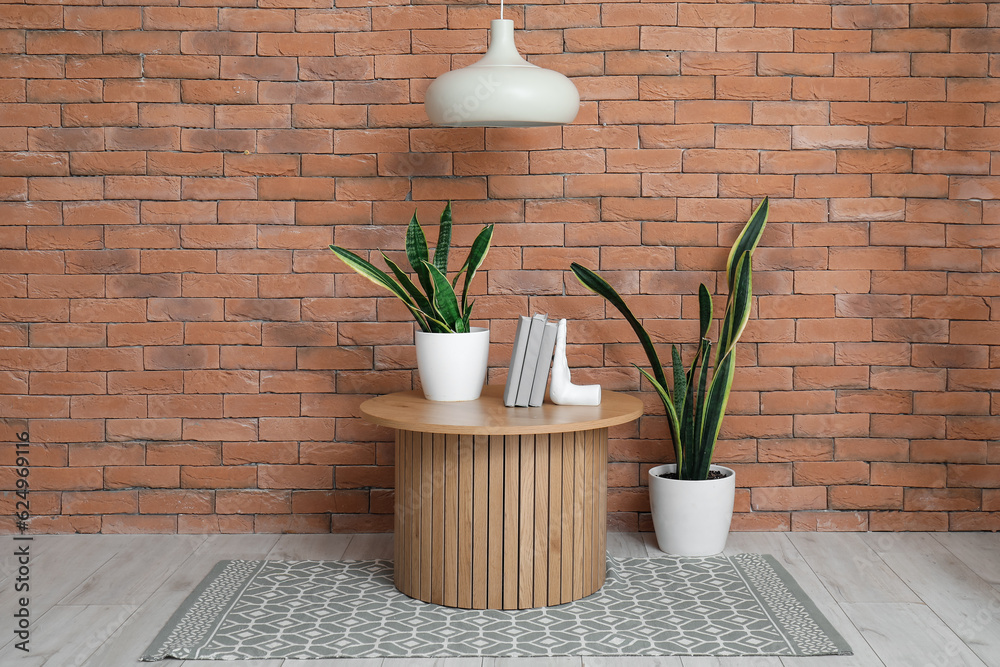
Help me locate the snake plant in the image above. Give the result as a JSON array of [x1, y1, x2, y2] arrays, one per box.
[[571, 198, 769, 480], [329, 202, 494, 334]]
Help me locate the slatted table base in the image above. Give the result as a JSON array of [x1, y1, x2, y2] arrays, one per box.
[[394, 427, 608, 610]]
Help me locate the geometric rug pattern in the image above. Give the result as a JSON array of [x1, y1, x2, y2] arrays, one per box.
[[142, 554, 851, 660]]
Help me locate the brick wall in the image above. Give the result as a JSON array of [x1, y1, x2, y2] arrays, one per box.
[[0, 0, 997, 534]]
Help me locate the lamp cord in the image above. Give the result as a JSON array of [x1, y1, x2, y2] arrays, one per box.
[[500, 0, 504, 20]]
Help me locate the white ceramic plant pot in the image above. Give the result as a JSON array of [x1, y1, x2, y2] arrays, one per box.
[[414, 327, 490, 402], [648, 463, 736, 557]]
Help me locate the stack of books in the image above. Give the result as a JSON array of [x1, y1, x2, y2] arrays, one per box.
[[503, 313, 558, 407]]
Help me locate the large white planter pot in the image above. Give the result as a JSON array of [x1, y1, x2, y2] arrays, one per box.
[[414, 327, 490, 402], [648, 463, 736, 557]]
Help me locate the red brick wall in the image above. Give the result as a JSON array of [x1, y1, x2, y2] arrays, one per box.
[[0, 0, 998, 534]]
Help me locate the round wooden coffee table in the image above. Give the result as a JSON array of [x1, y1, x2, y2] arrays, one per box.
[[361, 385, 643, 610]]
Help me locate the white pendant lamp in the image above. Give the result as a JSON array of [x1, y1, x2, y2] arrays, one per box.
[[424, 4, 580, 127]]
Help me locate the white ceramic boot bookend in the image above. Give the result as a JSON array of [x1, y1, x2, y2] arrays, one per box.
[[549, 319, 601, 406]]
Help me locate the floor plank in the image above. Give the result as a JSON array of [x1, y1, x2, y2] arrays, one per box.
[[59, 534, 206, 605], [266, 534, 353, 560], [343, 533, 394, 560], [841, 602, 986, 667], [933, 532, 1000, 589], [785, 533, 919, 604], [641, 531, 660, 556], [606, 531, 649, 558], [862, 532, 1000, 666]]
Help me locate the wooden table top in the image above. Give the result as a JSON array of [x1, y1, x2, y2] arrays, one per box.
[[361, 385, 644, 436]]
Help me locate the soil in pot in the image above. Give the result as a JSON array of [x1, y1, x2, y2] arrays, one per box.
[[656, 469, 728, 481]]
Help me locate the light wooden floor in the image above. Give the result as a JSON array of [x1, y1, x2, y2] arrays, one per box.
[[1, 532, 998, 667]]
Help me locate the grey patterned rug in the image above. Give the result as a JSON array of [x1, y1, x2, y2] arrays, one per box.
[[142, 554, 851, 660]]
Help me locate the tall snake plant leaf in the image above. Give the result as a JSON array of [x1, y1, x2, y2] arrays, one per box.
[[637, 366, 684, 471], [425, 261, 464, 332], [694, 347, 737, 479], [726, 252, 755, 350], [670, 345, 686, 423], [688, 339, 712, 479], [570, 263, 669, 391], [462, 299, 476, 331], [406, 211, 434, 300], [678, 347, 698, 470], [670, 345, 688, 473], [726, 198, 768, 290], [432, 202, 452, 274], [679, 285, 713, 435], [459, 224, 494, 314], [689, 283, 714, 464], [716, 251, 754, 367], [698, 284, 712, 340], [695, 251, 752, 476]]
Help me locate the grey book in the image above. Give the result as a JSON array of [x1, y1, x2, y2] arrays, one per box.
[[528, 321, 558, 407], [514, 313, 547, 407], [503, 315, 532, 407]]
